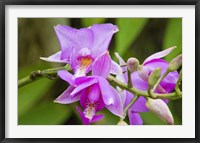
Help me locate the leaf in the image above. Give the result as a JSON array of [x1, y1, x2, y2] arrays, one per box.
[[116, 18, 149, 56], [18, 63, 55, 116], [18, 102, 72, 125], [140, 112, 166, 125], [163, 18, 182, 62], [93, 109, 119, 125], [81, 18, 106, 27], [18, 78, 55, 117]]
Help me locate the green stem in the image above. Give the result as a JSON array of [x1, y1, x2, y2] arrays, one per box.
[[175, 69, 182, 95], [18, 65, 182, 100], [152, 70, 169, 92], [123, 95, 139, 117], [127, 70, 133, 88], [107, 75, 182, 100], [18, 65, 71, 88]]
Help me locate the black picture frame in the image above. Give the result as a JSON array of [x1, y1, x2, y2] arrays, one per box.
[[0, 0, 199, 143]]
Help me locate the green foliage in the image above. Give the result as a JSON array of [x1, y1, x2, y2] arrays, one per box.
[[18, 63, 54, 116], [81, 18, 106, 27], [163, 18, 182, 61], [116, 18, 149, 56], [18, 102, 71, 125]]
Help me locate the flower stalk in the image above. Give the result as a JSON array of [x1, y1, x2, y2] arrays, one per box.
[[18, 65, 182, 100], [18, 65, 71, 88]]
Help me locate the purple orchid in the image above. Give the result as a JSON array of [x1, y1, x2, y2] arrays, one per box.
[[54, 52, 124, 124], [114, 47, 179, 125], [41, 23, 118, 77]]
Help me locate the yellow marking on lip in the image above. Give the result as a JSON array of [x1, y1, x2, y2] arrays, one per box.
[[80, 57, 93, 68]]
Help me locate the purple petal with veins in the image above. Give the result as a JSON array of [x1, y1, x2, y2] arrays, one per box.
[[40, 51, 69, 63], [128, 110, 143, 125], [92, 51, 111, 78], [90, 24, 119, 58], [54, 86, 80, 104], [57, 70, 75, 86], [143, 47, 175, 64]]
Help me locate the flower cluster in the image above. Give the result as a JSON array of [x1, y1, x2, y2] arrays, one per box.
[[41, 23, 181, 125]]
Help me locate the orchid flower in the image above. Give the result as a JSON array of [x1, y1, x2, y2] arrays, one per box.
[[41, 23, 118, 77], [54, 52, 124, 124], [114, 47, 179, 125]]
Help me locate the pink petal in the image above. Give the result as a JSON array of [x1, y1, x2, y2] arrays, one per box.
[[131, 72, 149, 91], [70, 78, 98, 96], [54, 86, 80, 104], [92, 51, 111, 78], [91, 114, 104, 123], [91, 24, 119, 58], [125, 91, 149, 112], [76, 106, 90, 125], [96, 76, 115, 105], [105, 86, 124, 117], [57, 70, 75, 86], [54, 25, 93, 51], [128, 111, 143, 125], [97, 76, 123, 117], [40, 51, 69, 63], [143, 47, 175, 64], [88, 84, 101, 103], [110, 60, 121, 75], [115, 53, 128, 82]]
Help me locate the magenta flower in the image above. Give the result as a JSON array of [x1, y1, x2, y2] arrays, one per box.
[[114, 47, 179, 125], [54, 52, 123, 124], [41, 23, 118, 77]]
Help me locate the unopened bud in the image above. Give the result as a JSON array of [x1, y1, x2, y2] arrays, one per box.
[[127, 58, 139, 73], [146, 98, 174, 125], [138, 65, 149, 81], [168, 54, 182, 72], [117, 120, 128, 125], [148, 68, 161, 87]]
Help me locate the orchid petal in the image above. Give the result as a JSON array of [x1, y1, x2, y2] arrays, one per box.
[[54, 86, 80, 104], [97, 76, 123, 117], [88, 84, 101, 103], [144, 59, 178, 92], [91, 114, 104, 123], [110, 60, 121, 75], [54, 25, 93, 51], [40, 51, 69, 63], [92, 52, 111, 78], [70, 78, 98, 96], [91, 24, 119, 58], [131, 72, 149, 91], [143, 47, 175, 64], [115, 52, 128, 82], [96, 76, 115, 105], [57, 70, 75, 86], [76, 106, 90, 125], [125, 92, 149, 112], [105, 85, 124, 117], [128, 110, 143, 125], [75, 76, 95, 85]]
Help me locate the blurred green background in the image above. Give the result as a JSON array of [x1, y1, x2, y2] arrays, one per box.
[[18, 18, 182, 125]]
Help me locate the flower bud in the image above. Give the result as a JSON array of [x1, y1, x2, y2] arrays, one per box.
[[168, 54, 182, 72], [127, 57, 139, 73], [117, 120, 128, 125], [138, 65, 149, 81], [146, 98, 174, 125], [148, 68, 161, 87]]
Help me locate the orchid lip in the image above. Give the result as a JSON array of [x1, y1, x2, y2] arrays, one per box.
[[74, 48, 94, 77], [84, 102, 96, 120]]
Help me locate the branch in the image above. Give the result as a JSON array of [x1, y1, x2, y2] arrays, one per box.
[[18, 65, 182, 101], [18, 65, 71, 88], [107, 75, 182, 100]]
